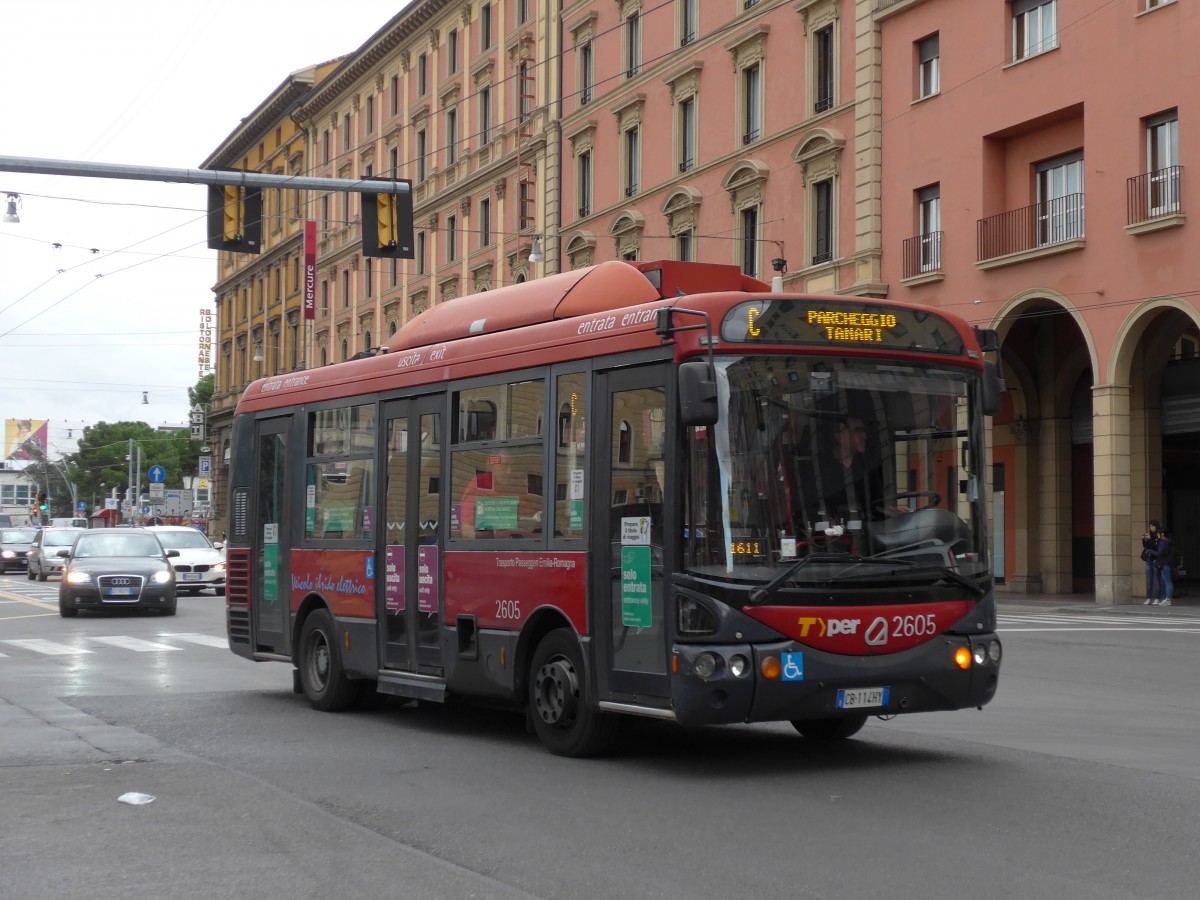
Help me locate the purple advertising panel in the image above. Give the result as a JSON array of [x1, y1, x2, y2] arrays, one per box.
[[303, 220, 317, 320], [418, 545, 439, 613], [385, 545, 404, 612]]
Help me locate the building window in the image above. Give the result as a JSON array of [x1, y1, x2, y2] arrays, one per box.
[[624, 128, 640, 197], [918, 184, 941, 271], [366, 260, 374, 297], [918, 34, 939, 99], [390, 147, 399, 177], [390, 75, 399, 116], [578, 150, 592, 216], [447, 215, 457, 262], [679, 96, 696, 171], [480, 197, 492, 246], [580, 42, 594, 105], [814, 25, 834, 113], [1012, 0, 1057, 62], [320, 194, 330, 232], [625, 13, 640, 78], [741, 207, 759, 277], [481, 3, 492, 49], [341, 269, 350, 308], [518, 0, 529, 24], [320, 281, 329, 316], [391, 258, 398, 287], [416, 129, 427, 182], [1036, 151, 1084, 244], [518, 62, 532, 123], [680, 0, 697, 45], [342, 112, 352, 151], [448, 29, 459, 73], [677, 229, 695, 262], [322, 129, 330, 164], [479, 87, 492, 144], [742, 63, 760, 144], [813, 179, 834, 265], [418, 52, 428, 95], [417, 231, 427, 274], [1146, 111, 1180, 217], [447, 109, 458, 165], [366, 95, 375, 133]]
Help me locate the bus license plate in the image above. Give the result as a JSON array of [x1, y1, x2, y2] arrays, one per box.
[[837, 687, 890, 710], [182, 573, 202, 581], [106, 588, 135, 597]]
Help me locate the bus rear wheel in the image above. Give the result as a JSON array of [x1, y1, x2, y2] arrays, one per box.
[[528, 628, 617, 757], [298, 608, 358, 712], [791, 715, 868, 741]]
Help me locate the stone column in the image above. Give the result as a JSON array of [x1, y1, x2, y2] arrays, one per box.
[[1092, 384, 1131, 606], [1037, 416, 1073, 593]]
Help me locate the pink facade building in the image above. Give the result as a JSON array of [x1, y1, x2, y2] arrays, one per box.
[[878, 0, 1198, 603]]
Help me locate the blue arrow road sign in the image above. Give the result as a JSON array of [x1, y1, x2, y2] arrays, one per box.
[[142, 505, 151, 515], [148, 465, 166, 484]]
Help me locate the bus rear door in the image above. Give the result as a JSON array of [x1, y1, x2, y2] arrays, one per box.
[[378, 394, 444, 674]]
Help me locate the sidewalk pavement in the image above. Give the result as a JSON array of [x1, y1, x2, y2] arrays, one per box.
[[995, 587, 1197, 614]]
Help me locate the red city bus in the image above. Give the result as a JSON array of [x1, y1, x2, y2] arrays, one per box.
[[225, 259, 1005, 756]]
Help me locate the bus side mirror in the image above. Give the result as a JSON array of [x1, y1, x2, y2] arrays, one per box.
[[679, 360, 718, 426], [982, 360, 1007, 417]]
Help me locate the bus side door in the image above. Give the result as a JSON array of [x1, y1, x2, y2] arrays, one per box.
[[253, 415, 291, 654], [592, 364, 672, 702], [378, 394, 444, 673]]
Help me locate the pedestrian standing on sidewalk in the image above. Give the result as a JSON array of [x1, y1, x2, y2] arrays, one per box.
[[1153, 526, 1175, 606], [1141, 520, 1161, 605]]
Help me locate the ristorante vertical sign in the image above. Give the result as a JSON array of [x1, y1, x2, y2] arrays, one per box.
[[197, 307, 213, 378], [303, 220, 316, 320]]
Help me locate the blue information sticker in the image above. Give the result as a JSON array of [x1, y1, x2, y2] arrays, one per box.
[[365, 556, 375, 579], [781, 651, 804, 682]]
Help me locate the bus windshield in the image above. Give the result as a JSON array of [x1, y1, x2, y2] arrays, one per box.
[[684, 354, 990, 589]]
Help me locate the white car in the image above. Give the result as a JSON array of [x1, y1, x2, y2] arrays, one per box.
[[144, 526, 226, 595]]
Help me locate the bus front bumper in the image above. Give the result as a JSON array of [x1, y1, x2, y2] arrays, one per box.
[[670, 635, 1001, 727]]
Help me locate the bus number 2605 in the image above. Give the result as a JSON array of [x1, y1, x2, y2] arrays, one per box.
[[495, 600, 522, 621]]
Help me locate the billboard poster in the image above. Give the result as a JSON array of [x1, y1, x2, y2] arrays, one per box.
[[303, 220, 317, 320], [5, 419, 48, 460]]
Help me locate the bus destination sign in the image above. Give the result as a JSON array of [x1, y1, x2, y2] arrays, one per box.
[[720, 299, 966, 355]]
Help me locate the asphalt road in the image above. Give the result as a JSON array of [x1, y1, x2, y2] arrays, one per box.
[[2, 576, 1198, 900]]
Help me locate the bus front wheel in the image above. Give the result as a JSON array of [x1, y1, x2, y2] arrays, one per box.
[[298, 609, 359, 712], [791, 715, 868, 741], [528, 629, 617, 757]]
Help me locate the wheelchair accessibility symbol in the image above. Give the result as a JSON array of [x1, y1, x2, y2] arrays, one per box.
[[781, 651, 804, 682]]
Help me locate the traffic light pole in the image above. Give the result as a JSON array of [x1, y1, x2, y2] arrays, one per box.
[[0, 154, 411, 197]]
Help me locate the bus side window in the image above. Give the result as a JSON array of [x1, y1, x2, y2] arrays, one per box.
[[554, 373, 587, 540]]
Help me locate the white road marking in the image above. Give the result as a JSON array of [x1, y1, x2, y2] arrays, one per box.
[[88, 636, 180, 652], [2, 638, 92, 656], [157, 632, 228, 648]]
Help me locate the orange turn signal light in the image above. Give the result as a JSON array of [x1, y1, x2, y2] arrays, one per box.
[[761, 656, 781, 680], [954, 646, 972, 670]]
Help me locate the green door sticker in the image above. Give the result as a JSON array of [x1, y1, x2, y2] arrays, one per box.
[[263, 542, 278, 604], [621, 545, 652, 629], [474, 495, 520, 530]]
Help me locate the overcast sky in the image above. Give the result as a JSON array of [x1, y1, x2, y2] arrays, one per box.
[[0, 1, 406, 455]]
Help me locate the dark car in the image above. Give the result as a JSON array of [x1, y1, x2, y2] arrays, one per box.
[[0, 527, 39, 573], [57, 529, 179, 617], [27, 527, 86, 581]]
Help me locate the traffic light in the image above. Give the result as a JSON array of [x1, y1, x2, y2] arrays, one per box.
[[37, 492, 47, 511], [206, 182, 262, 254], [360, 179, 414, 259]]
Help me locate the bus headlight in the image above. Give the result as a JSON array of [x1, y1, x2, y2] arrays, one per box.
[[728, 654, 749, 678], [693, 652, 719, 678], [973, 645, 988, 666], [988, 640, 1002, 663]]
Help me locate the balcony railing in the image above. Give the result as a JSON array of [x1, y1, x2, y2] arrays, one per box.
[[902, 231, 942, 279], [1127, 166, 1182, 226], [977, 193, 1085, 262], [679, 158, 694, 173]]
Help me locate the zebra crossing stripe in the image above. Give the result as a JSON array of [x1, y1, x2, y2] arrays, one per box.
[[157, 632, 228, 648], [88, 636, 180, 652], [2, 639, 92, 656]]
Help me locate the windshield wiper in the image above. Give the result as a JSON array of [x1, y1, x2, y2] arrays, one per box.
[[748, 553, 861, 604], [831, 560, 987, 598]]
